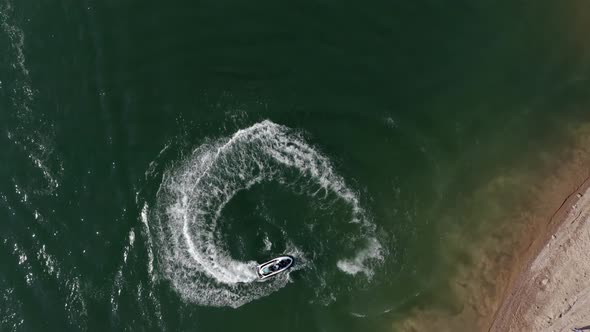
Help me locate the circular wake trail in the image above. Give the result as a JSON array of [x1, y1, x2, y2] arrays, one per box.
[[150, 120, 383, 307]]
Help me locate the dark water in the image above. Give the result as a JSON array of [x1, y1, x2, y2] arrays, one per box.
[[1, 0, 589, 331]]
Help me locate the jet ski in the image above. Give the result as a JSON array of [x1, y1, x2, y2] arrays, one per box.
[[257, 255, 294, 279]]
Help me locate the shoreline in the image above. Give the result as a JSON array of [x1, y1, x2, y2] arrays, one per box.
[[392, 123, 590, 331], [474, 133, 590, 330], [488, 173, 590, 330], [487, 122, 590, 330]]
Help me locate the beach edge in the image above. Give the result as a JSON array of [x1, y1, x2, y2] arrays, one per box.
[[489, 174, 590, 331]]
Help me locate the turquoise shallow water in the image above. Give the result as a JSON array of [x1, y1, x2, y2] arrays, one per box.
[[1, 0, 590, 331]]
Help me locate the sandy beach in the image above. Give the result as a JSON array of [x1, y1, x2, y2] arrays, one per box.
[[489, 124, 590, 331], [489, 179, 590, 331]]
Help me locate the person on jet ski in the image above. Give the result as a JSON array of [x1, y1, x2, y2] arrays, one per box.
[[275, 259, 289, 270]]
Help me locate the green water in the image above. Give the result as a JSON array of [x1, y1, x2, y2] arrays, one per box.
[[1, 0, 589, 331]]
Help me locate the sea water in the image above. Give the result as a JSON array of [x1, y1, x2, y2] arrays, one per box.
[[1, 0, 589, 331]]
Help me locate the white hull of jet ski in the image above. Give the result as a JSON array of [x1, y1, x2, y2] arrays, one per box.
[[256, 255, 294, 279]]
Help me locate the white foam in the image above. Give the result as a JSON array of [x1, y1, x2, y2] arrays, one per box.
[[337, 238, 383, 278], [263, 235, 272, 251], [150, 120, 383, 307], [112, 226, 138, 313], [384, 116, 399, 129], [140, 203, 155, 277]]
